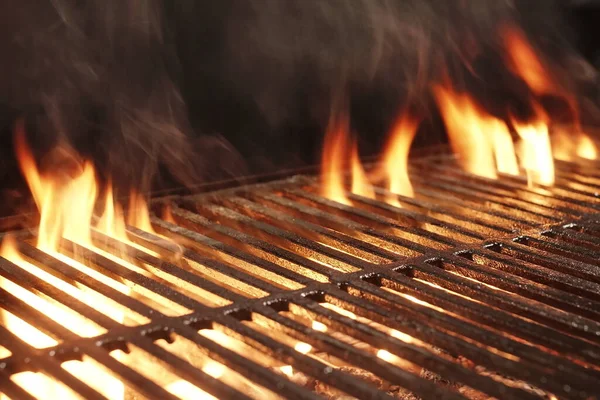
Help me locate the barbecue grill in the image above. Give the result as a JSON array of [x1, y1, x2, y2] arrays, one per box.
[[1, 150, 600, 400]]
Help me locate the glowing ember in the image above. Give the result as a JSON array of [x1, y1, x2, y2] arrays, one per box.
[[321, 303, 357, 320], [294, 342, 313, 354], [167, 380, 217, 400], [390, 329, 414, 344], [279, 365, 294, 377], [312, 321, 328, 332], [376, 349, 396, 362], [381, 112, 419, 204]]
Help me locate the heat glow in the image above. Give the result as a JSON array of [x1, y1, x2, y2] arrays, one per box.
[[0, 120, 159, 400], [503, 25, 597, 162], [321, 114, 352, 205], [350, 140, 375, 200], [512, 106, 555, 186], [433, 83, 519, 179], [321, 112, 376, 205], [381, 113, 419, 204]]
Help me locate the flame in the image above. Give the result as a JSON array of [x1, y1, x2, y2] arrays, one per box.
[[576, 134, 598, 159], [321, 114, 351, 205], [381, 113, 419, 204], [503, 26, 554, 94], [163, 203, 176, 223], [488, 120, 520, 176], [503, 25, 598, 161], [321, 112, 376, 205], [350, 140, 375, 200], [433, 84, 519, 178], [553, 126, 598, 161], [128, 190, 156, 233], [512, 107, 555, 186], [0, 121, 159, 399], [97, 184, 128, 239]]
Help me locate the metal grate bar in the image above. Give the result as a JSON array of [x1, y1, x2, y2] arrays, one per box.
[[1, 152, 600, 399]]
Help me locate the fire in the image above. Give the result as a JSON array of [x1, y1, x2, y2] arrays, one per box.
[[321, 112, 375, 205], [350, 140, 375, 200], [0, 121, 159, 399], [433, 84, 519, 178], [381, 113, 419, 203], [512, 106, 555, 186], [553, 126, 598, 161], [576, 134, 598, 160], [128, 190, 156, 233], [503, 26, 554, 94], [321, 113, 351, 205], [503, 25, 598, 162]]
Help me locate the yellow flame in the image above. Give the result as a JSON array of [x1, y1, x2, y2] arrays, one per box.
[[97, 184, 128, 239], [503, 25, 597, 161], [128, 190, 156, 233], [381, 113, 419, 202], [321, 113, 351, 205], [0, 122, 159, 399], [503, 26, 554, 94], [488, 120, 520, 176], [350, 140, 375, 200], [553, 127, 598, 162], [312, 321, 327, 332], [577, 135, 598, 160], [513, 110, 555, 186], [433, 84, 519, 178]]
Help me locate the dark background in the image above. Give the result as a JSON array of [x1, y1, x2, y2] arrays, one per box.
[[1, 0, 600, 217]]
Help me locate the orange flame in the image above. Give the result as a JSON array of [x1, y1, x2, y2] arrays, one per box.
[[0, 121, 159, 399], [128, 190, 156, 233], [381, 113, 419, 202], [503, 26, 554, 94], [433, 84, 519, 178], [321, 112, 376, 205], [503, 25, 597, 161], [512, 106, 555, 186], [350, 140, 375, 200], [321, 114, 351, 205]]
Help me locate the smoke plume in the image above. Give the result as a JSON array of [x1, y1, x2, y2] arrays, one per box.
[[0, 0, 595, 215]]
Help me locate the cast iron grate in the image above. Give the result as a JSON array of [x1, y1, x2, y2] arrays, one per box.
[[1, 153, 600, 399]]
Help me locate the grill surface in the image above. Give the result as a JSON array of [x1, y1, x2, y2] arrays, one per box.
[[1, 152, 600, 399]]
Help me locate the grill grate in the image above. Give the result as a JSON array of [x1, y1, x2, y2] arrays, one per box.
[[1, 153, 600, 399]]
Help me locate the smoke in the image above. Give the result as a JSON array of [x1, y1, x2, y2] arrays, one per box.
[[0, 0, 199, 198], [0, 0, 595, 214]]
